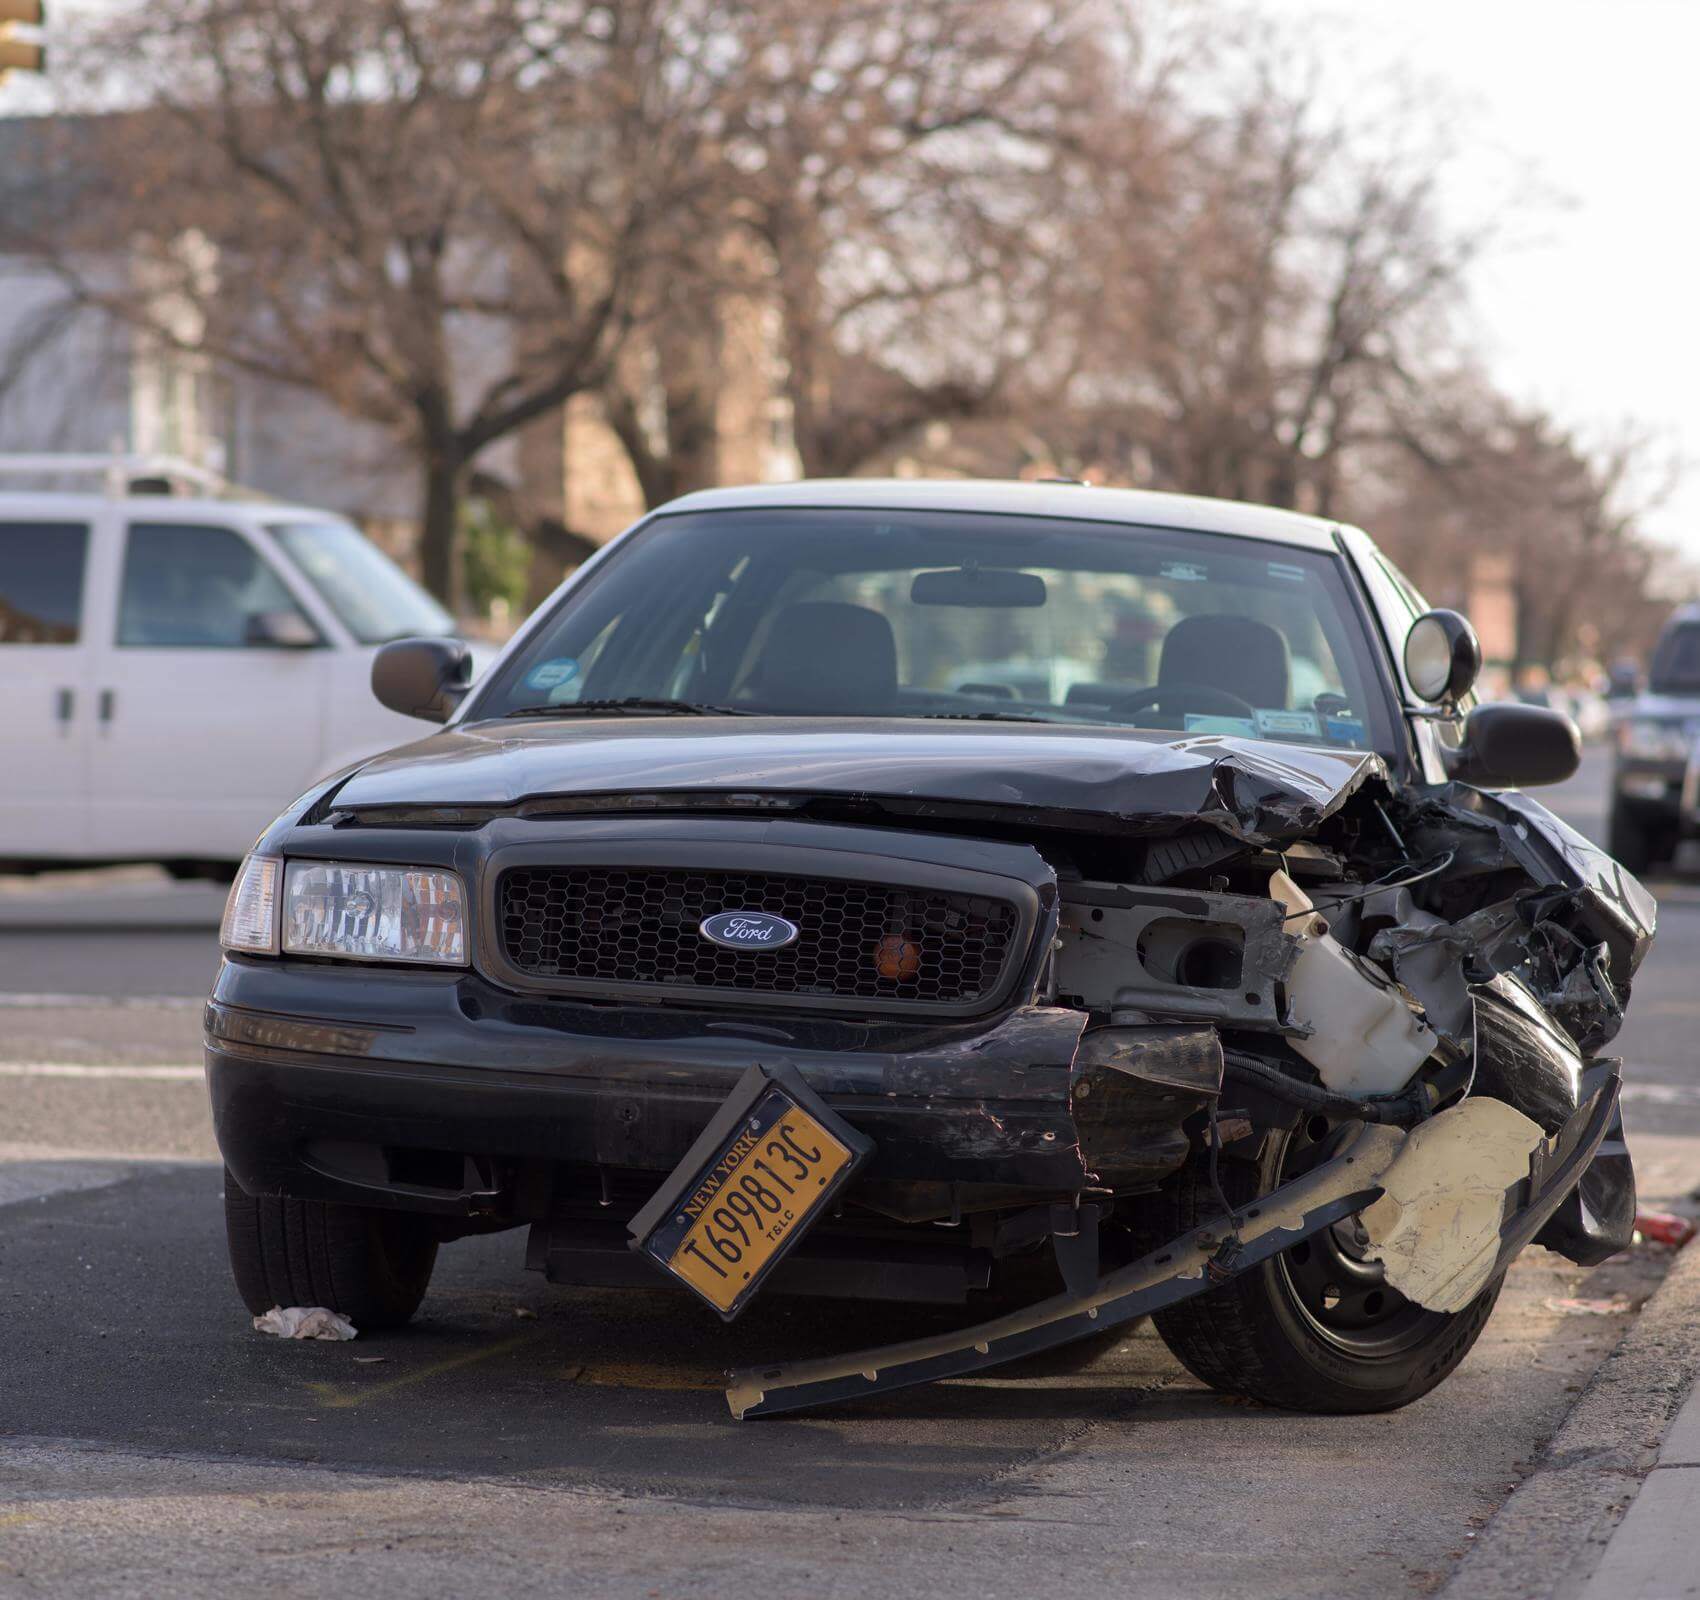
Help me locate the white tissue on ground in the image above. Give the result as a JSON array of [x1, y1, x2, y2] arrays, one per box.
[[252, 1305, 358, 1340]]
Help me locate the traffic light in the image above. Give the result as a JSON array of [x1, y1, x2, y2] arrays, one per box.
[[0, 0, 45, 79]]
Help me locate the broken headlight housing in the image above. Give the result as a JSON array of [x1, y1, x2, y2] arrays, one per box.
[[1617, 718, 1693, 764], [281, 861, 468, 966]]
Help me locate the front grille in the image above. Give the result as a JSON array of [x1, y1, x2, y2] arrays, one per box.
[[496, 866, 1022, 1009]]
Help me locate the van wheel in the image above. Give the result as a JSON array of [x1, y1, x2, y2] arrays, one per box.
[[166, 859, 237, 884], [223, 1169, 438, 1330], [1150, 1118, 1500, 1413]]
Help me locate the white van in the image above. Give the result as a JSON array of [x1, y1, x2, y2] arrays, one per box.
[[0, 456, 468, 874]]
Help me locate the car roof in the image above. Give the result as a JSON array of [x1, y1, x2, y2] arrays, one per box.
[[655, 479, 1344, 552], [0, 492, 345, 523]]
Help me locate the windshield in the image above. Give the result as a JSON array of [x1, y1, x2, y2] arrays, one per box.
[[474, 508, 1397, 756], [1650, 622, 1700, 695], [270, 520, 455, 644]]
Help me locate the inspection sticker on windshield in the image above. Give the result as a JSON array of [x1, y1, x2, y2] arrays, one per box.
[[627, 1064, 872, 1320], [1324, 713, 1367, 747], [1254, 708, 1320, 738], [1159, 561, 1208, 583], [524, 657, 580, 691]]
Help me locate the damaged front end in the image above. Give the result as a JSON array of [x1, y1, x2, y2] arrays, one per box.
[[723, 755, 1654, 1418]]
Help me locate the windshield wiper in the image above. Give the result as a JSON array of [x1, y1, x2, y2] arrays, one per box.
[[918, 709, 1059, 724], [503, 697, 757, 719]]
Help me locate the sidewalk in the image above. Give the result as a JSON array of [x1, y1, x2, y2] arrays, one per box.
[[1577, 1373, 1700, 1598], [1441, 1138, 1700, 1600]]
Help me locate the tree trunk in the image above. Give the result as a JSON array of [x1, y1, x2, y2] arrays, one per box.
[[418, 449, 464, 609]]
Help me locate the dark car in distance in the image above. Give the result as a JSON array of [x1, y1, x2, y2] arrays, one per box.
[[209, 480, 1650, 1420], [1610, 602, 1700, 873]]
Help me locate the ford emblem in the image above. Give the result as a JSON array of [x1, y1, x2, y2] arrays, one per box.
[[700, 910, 800, 951]]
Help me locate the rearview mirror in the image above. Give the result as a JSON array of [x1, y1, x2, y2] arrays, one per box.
[[372, 636, 473, 723], [1404, 609, 1481, 704], [244, 609, 319, 649], [1445, 702, 1581, 788], [911, 567, 1047, 607]]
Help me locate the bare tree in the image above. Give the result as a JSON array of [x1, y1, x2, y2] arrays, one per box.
[[714, 0, 1105, 479], [4, 0, 739, 600]]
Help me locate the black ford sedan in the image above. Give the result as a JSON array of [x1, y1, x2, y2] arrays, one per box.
[[209, 479, 1650, 1419]]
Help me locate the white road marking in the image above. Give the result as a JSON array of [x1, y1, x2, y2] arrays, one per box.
[[0, 993, 202, 1008], [0, 1062, 202, 1080], [1623, 1083, 1700, 1106], [0, 1161, 153, 1207]]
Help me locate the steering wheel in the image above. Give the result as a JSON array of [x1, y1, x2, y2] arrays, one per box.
[[1107, 682, 1259, 721]]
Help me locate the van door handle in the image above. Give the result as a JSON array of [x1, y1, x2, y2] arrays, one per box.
[[98, 689, 116, 725], [55, 687, 74, 727]]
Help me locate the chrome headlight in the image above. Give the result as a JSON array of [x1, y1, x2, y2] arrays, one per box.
[[221, 855, 281, 954], [282, 861, 468, 966], [1618, 718, 1693, 763]]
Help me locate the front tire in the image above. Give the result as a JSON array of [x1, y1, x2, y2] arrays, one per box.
[[1151, 1117, 1500, 1413], [223, 1169, 438, 1330]]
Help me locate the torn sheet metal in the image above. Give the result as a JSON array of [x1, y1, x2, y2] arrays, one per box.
[[725, 1123, 1406, 1419], [1360, 1097, 1546, 1312], [1069, 1024, 1223, 1189]]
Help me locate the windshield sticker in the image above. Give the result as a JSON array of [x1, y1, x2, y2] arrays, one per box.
[[1183, 713, 1259, 738], [525, 657, 580, 691], [1323, 713, 1367, 747], [1159, 561, 1209, 583], [1267, 562, 1308, 583], [1254, 708, 1321, 739]]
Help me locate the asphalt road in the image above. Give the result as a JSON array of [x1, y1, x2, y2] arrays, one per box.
[[0, 744, 1694, 1599]]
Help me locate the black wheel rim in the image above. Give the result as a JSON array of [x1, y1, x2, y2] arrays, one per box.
[[1274, 1114, 1449, 1358]]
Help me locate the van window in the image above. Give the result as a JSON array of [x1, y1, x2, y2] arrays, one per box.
[[118, 524, 311, 648], [0, 523, 88, 644], [270, 521, 454, 643]]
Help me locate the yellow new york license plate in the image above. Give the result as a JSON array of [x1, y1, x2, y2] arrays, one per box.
[[633, 1070, 868, 1318]]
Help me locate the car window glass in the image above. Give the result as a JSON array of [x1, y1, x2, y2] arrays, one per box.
[[0, 522, 89, 644], [479, 510, 1397, 760], [118, 523, 310, 649], [1650, 624, 1700, 694], [270, 520, 454, 644]]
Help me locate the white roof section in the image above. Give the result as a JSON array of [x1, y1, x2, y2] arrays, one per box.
[[657, 478, 1344, 552], [0, 491, 348, 523]]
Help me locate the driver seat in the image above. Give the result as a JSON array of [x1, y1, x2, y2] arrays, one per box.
[[1158, 613, 1291, 710]]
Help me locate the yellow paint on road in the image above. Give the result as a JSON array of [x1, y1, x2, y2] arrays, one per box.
[[304, 1332, 541, 1409], [559, 1361, 723, 1391]]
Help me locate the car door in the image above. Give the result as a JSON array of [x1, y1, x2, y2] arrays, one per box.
[[87, 518, 332, 862], [0, 514, 98, 858]]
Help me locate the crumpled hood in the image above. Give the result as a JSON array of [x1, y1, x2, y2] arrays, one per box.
[[329, 717, 1387, 844]]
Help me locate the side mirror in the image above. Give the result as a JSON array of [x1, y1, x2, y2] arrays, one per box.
[[372, 636, 473, 723], [1445, 702, 1581, 788], [244, 609, 319, 649], [1404, 609, 1481, 704]]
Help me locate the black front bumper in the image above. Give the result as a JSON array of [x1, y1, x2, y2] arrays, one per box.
[[206, 959, 1135, 1226]]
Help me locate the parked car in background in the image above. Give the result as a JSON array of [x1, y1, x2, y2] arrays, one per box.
[[0, 454, 475, 876], [209, 478, 1643, 1424], [1609, 602, 1700, 872]]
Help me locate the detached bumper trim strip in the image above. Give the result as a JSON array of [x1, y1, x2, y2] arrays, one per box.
[[726, 1122, 1407, 1419]]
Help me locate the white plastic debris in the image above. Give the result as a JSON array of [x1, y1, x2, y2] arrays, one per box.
[[1268, 869, 1437, 1095], [252, 1305, 358, 1340], [1360, 1097, 1545, 1312]]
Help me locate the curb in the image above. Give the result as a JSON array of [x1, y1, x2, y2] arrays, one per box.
[[1439, 1236, 1700, 1600]]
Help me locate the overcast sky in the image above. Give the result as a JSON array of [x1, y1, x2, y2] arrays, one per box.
[[1261, 0, 1700, 560]]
